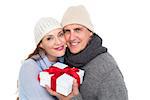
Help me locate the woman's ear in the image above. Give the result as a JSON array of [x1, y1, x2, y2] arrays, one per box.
[[39, 43, 43, 49]]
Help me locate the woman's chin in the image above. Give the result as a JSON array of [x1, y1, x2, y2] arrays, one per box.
[[55, 51, 65, 57]]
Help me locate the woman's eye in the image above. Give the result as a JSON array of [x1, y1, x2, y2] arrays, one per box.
[[46, 37, 53, 40], [59, 32, 65, 37]]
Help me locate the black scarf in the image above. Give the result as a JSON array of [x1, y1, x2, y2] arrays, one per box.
[[64, 33, 107, 68]]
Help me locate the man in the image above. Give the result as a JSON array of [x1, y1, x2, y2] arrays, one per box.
[[61, 5, 128, 100]]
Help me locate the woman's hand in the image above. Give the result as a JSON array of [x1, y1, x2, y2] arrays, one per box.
[[46, 79, 79, 100]]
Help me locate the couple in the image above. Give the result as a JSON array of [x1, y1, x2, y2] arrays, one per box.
[[18, 5, 128, 100]]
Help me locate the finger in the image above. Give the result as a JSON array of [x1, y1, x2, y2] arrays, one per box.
[[45, 85, 62, 99], [45, 85, 57, 96], [68, 79, 79, 98], [72, 79, 79, 96]]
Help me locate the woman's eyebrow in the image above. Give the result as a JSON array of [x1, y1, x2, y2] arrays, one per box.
[[45, 34, 53, 37], [58, 30, 63, 34]]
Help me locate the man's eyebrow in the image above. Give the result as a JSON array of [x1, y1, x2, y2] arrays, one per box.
[[63, 29, 70, 31], [74, 27, 82, 29]]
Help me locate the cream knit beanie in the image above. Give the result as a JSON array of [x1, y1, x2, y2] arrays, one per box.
[[61, 5, 94, 32], [34, 17, 62, 45]]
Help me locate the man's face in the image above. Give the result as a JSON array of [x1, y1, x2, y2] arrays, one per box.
[[63, 24, 92, 54]]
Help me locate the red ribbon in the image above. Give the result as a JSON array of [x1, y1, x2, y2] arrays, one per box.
[[38, 66, 80, 91]]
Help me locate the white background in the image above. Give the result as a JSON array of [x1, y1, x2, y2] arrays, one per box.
[[0, 0, 150, 99]]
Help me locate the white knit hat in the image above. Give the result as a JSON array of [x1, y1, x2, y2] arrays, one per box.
[[34, 17, 62, 45], [61, 5, 94, 32]]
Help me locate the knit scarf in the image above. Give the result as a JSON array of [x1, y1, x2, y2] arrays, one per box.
[[64, 33, 107, 68]]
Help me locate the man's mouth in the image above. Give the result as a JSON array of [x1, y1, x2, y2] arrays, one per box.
[[69, 41, 80, 46]]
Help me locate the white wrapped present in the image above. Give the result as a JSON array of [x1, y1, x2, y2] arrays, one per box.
[[38, 62, 84, 96]]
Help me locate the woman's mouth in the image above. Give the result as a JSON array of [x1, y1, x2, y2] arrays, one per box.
[[54, 45, 65, 51]]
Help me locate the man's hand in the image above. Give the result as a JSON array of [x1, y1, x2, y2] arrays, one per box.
[[45, 79, 79, 100]]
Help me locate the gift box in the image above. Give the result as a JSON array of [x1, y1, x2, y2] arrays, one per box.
[[38, 62, 84, 96]]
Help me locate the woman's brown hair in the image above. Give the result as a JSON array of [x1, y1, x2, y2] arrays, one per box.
[[17, 41, 46, 100], [26, 40, 46, 60]]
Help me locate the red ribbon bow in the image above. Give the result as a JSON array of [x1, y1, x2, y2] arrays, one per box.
[[38, 66, 80, 91]]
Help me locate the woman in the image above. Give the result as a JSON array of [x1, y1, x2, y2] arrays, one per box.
[[18, 17, 79, 100]]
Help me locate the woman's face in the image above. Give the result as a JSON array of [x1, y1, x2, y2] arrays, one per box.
[[39, 28, 66, 58]]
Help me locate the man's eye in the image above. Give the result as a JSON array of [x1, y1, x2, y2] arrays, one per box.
[[75, 28, 81, 32], [64, 29, 70, 34]]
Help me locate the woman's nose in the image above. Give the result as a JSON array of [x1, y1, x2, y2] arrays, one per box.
[[54, 38, 62, 45]]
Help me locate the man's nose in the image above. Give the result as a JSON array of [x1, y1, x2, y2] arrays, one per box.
[[69, 31, 76, 40]]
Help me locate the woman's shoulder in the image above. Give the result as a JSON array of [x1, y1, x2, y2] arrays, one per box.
[[20, 58, 39, 71], [22, 58, 37, 66]]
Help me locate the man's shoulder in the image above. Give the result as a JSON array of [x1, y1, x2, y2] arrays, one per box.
[[90, 52, 117, 65], [84, 52, 118, 72]]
